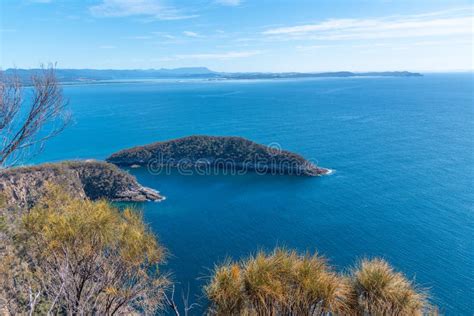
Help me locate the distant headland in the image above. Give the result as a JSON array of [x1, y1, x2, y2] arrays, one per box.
[[107, 135, 330, 176], [5, 68, 422, 84]]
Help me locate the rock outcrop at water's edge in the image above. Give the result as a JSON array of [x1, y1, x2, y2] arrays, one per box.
[[0, 160, 163, 208], [107, 135, 330, 176]]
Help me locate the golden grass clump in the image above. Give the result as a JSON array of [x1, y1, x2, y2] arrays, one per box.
[[205, 250, 433, 316], [205, 248, 351, 315], [205, 262, 245, 315], [350, 258, 429, 315], [289, 253, 352, 315]]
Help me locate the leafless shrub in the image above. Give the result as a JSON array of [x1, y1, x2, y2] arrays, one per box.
[[0, 65, 69, 168]]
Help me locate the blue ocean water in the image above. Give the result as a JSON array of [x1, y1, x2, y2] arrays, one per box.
[[33, 74, 473, 314]]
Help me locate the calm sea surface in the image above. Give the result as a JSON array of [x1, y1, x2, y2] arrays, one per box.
[[33, 74, 473, 314]]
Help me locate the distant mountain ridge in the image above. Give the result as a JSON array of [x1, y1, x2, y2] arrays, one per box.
[[218, 70, 422, 80], [4, 67, 216, 83], [4, 67, 422, 83]]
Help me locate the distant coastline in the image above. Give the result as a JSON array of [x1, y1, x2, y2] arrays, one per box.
[[5, 67, 423, 84]]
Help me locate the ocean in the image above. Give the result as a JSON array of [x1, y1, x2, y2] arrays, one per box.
[[32, 74, 473, 314]]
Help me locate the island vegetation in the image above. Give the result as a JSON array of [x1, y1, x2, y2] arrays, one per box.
[[107, 135, 330, 176]]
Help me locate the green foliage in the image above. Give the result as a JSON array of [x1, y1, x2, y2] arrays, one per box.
[[0, 184, 168, 315], [23, 184, 163, 267], [0, 216, 5, 233], [108, 135, 310, 166]]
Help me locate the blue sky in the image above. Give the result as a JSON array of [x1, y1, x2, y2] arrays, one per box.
[[1, 0, 473, 72]]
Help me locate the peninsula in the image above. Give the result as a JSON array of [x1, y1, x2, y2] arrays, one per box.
[[0, 160, 163, 208], [107, 135, 329, 176]]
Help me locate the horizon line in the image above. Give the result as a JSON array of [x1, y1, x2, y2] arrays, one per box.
[[2, 67, 473, 73]]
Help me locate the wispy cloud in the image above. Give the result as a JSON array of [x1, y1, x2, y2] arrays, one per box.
[[127, 35, 153, 40], [172, 50, 262, 60], [152, 32, 177, 39], [296, 44, 333, 51], [29, 0, 52, 3], [215, 0, 242, 6], [183, 31, 200, 38], [411, 39, 472, 46], [263, 7, 473, 40], [90, 0, 198, 20]]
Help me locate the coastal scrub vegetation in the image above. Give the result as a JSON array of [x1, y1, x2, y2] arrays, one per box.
[[0, 186, 434, 315], [205, 248, 434, 316], [0, 185, 168, 315]]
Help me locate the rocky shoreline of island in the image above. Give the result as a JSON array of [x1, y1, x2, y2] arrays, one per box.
[[107, 135, 329, 176]]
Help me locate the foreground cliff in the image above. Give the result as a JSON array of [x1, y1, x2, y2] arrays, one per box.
[[107, 136, 329, 176], [0, 160, 163, 208]]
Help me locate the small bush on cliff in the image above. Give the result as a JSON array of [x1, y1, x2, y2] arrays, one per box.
[[205, 249, 432, 316], [0, 185, 168, 315]]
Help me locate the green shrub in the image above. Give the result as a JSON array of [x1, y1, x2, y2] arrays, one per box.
[[0, 184, 169, 315]]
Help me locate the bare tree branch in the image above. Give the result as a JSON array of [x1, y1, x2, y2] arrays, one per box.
[[164, 285, 181, 316], [182, 283, 200, 316], [0, 64, 70, 168]]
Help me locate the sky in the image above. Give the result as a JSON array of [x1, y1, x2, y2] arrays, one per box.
[[1, 0, 473, 72]]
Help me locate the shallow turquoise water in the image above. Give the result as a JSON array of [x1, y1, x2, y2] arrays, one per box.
[[34, 74, 473, 314]]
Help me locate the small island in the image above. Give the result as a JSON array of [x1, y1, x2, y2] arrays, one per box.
[[0, 160, 163, 208], [107, 135, 330, 176]]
